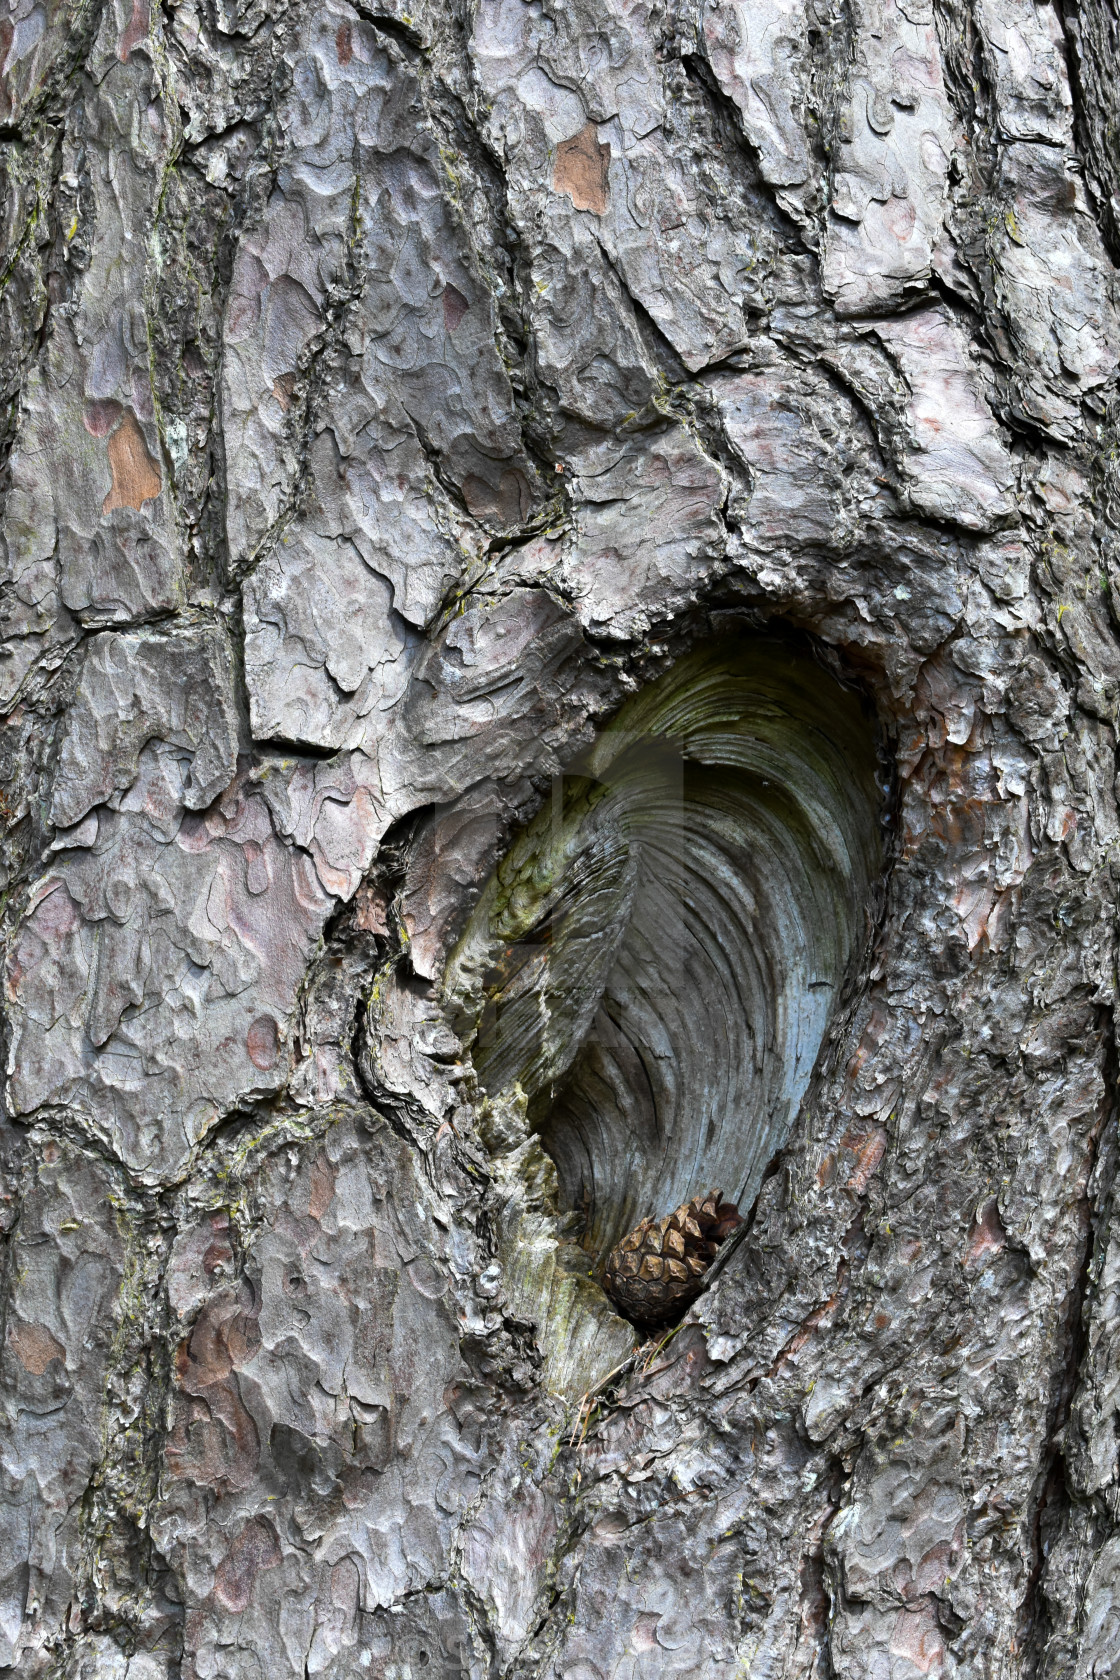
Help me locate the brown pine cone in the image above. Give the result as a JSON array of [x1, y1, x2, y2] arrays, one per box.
[[603, 1189, 744, 1327]]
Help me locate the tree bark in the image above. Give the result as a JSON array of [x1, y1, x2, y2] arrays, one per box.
[[1, 0, 1120, 1673]]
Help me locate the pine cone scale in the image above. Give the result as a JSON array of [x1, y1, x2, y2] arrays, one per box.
[[603, 1189, 743, 1327]]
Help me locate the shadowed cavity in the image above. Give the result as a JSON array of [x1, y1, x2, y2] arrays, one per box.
[[444, 634, 885, 1261]]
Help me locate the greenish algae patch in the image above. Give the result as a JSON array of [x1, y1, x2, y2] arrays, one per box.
[[480, 1088, 636, 1402]]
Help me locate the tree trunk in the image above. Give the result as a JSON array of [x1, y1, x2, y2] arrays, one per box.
[[2, 0, 1120, 1672]]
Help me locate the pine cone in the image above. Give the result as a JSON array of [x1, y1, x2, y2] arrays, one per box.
[[603, 1189, 743, 1327]]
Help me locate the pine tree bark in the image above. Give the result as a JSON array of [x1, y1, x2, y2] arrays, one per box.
[[1, 0, 1120, 1673]]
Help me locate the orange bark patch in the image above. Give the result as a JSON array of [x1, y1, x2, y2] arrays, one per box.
[[846, 1004, 889, 1080], [442, 283, 469, 330], [889, 1602, 946, 1675], [246, 1014, 279, 1069], [843, 1126, 888, 1194], [167, 1288, 262, 1494], [631, 1615, 661, 1653], [102, 411, 162, 514], [213, 1517, 281, 1613], [308, 1153, 336, 1222], [8, 1320, 65, 1374], [119, 0, 149, 61], [202, 1221, 234, 1279], [84, 398, 123, 437], [271, 372, 296, 411], [772, 1288, 844, 1375], [964, 1198, 1006, 1267], [553, 123, 610, 214]]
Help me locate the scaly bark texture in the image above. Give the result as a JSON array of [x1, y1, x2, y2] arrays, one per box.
[[1, 0, 1120, 1673]]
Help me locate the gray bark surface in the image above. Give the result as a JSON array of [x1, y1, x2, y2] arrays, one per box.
[[1, 0, 1119, 1673]]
